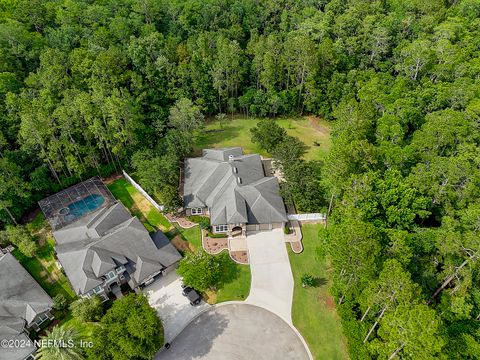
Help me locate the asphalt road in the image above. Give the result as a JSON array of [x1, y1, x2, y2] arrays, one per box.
[[154, 303, 310, 360]]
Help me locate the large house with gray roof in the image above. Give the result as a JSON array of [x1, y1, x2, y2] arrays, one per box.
[[183, 147, 287, 237], [0, 252, 54, 360], [39, 178, 181, 300]]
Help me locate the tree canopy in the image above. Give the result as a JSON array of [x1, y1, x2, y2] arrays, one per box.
[[1, 0, 480, 358]]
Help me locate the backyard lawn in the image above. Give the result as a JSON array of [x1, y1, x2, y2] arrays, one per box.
[[107, 178, 172, 232], [195, 116, 331, 161], [13, 213, 76, 301], [288, 224, 349, 360]]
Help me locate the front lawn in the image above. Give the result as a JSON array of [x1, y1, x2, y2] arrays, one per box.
[[13, 213, 76, 301], [195, 116, 331, 161], [288, 224, 349, 360], [216, 261, 251, 302], [177, 224, 251, 304], [107, 178, 172, 232]]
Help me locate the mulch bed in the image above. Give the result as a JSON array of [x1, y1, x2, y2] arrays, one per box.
[[165, 213, 197, 228], [290, 241, 303, 254], [203, 233, 228, 254], [230, 251, 249, 264]]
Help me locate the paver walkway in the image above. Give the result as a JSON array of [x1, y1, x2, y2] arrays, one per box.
[[245, 228, 294, 324]]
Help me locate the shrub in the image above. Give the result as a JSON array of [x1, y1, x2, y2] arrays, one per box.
[[301, 273, 315, 287], [53, 294, 68, 310], [188, 215, 210, 229]]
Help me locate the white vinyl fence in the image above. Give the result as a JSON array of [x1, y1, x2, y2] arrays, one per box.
[[287, 213, 326, 221], [122, 170, 164, 212]]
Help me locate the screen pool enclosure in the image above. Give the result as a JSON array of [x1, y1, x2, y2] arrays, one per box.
[[39, 177, 116, 230]]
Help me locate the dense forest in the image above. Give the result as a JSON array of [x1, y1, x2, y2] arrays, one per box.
[[1, 0, 480, 358]]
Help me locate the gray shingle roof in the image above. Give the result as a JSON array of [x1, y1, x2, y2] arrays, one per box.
[[0, 253, 53, 360], [183, 148, 287, 225], [52, 202, 181, 295]]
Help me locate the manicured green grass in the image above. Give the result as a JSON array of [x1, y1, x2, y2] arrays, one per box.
[[107, 178, 172, 232], [216, 261, 251, 302], [195, 116, 331, 161], [288, 224, 349, 360], [175, 224, 202, 249], [13, 214, 76, 301]]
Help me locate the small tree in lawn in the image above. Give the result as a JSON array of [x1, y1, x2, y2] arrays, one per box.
[[177, 249, 223, 291], [36, 325, 83, 360], [70, 295, 103, 322], [250, 119, 287, 152]]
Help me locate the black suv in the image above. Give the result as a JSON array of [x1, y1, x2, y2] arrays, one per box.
[[181, 285, 201, 305]]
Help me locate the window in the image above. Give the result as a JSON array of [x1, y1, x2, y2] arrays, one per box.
[[35, 313, 49, 326], [105, 270, 117, 281], [214, 225, 228, 233], [116, 265, 126, 273], [191, 207, 203, 215], [94, 286, 103, 294]]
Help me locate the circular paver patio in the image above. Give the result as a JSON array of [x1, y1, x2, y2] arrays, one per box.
[[155, 303, 310, 360]]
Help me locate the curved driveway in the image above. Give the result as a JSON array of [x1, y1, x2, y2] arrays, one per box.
[[154, 304, 310, 360]]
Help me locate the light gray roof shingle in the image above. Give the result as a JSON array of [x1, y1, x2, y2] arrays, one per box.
[[184, 148, 287, 225], [52, 202, 181, 295], [0, 253, 53, 360]]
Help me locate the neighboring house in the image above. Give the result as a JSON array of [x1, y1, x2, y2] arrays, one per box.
[[0, 253, 54, 360], [183, 147, 287, 237], [39, 178, 181, 300]]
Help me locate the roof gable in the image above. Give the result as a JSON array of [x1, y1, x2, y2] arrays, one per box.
[[53, 203, 181, 295]]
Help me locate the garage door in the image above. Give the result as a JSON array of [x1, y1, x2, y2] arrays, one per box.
[[272, 223, 283, 229], [246, 224, 258, 231], [259, 223, 271, 231]]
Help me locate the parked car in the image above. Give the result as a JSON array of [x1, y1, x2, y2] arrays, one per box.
[[182, 286, 193, 296], [186, 289, 201, 306]]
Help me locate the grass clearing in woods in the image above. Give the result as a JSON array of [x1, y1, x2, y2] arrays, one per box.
[[195, 116, 331, 161]]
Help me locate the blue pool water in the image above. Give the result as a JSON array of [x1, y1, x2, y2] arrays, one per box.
[[63, 194, 105, 221]]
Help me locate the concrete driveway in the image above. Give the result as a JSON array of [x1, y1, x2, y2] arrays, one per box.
[[246, 228, 294, 324], [154, 303, 310, 360], [143, 271, 210, 343]]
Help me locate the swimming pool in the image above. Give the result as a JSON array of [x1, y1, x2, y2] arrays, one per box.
[[60, 194, 105, 221]]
